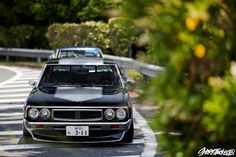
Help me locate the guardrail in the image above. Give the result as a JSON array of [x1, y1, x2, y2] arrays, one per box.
[[0, 47, 163, 77]]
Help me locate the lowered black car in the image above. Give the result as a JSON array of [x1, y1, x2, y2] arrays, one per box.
[[23, 58, 133, 143]]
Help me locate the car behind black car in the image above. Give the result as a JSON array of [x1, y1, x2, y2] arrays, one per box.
[[52, 46, 103, 59], [23, 58, 133, 143]]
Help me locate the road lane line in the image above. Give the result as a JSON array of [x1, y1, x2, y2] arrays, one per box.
[[0, 99, 26, 103], [133, 108, 157, 157], [0, 144, 67, 150], [0, 93, 29, 98], [0, 104, 24, 110], [22, 72, 40, 75], [0, 84, 31, 88], [3, 81, 28, 85], [0, 116, 23, 120], [15, 77, 39, 81], [0, 120, 22, 124], [0, 112, 23, 117], [0, 130, 22, 136], [0, 66, 22, 86]]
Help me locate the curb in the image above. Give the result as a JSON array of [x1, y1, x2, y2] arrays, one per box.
[[133, 108, 157, 157]]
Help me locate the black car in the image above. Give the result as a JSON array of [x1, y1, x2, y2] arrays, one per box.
[[51, 46, 103, 59], [23, 58, 133, 143]]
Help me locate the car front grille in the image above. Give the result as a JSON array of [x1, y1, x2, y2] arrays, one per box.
[[52, 109, 103, 121]]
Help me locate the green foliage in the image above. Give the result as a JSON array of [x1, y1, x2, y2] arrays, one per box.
[[78, 22, 110, 50], [46, 23, 81, 48], [0, 25, 39, 48], [122, 0, 236, 156], [0, 26, 7, 46], [46, 19, 138, 56], [0, 0, 115, 48], [46, 22, 109, 51], [8, 25, 37, 48], [108, 18, 137, 56]]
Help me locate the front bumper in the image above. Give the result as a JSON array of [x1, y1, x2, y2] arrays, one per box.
[[23, 119, 132, 143]]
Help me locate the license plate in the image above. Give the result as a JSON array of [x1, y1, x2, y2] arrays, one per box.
[[66, 126, 89, 136]]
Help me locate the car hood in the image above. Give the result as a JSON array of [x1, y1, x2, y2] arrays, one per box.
[[27, 86, 129, 106]]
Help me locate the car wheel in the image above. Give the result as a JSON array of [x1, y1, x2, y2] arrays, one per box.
[[121, 121, 134, 143], [22, 124, 30, 136]]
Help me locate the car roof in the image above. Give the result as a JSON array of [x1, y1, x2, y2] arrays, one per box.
[[57, 46, 102, 51], [46, 58, 116, 65]]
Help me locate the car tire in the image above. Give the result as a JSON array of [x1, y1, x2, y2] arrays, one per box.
[[22, 124, 30, 136], [121, 121, 134, 143]]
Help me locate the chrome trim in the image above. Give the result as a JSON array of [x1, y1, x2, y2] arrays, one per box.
[[46, 63, 116, 66], [25, 106, 130, 120], [28, 108, 40, 120], [52, 109, 103, 122], [115, 64, 125, 87], [23, 119, 129, 143], [26, 119, 131, 126], [31, 131, 125, 144], [26, 106, 128, 109], [39, 108, 51, 120]]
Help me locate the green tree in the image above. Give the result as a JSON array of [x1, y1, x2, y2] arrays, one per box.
[[0, 0, 115, 48], [122, 0, 236, 156], [108, 18, 137, 56], [46, 19, 139, 56]]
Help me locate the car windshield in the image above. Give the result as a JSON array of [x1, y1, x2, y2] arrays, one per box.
[[59, 48, 102, 58], [39, 65, 121, 87]]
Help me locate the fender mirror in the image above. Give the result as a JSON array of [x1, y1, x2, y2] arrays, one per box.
[[29, 80, 37, 87]]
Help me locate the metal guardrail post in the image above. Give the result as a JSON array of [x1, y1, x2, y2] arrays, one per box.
[[37, 57, 41, 64], [6, 55, 9, 62]]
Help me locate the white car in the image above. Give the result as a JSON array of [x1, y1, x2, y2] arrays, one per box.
[[51, 46, 103, 59]]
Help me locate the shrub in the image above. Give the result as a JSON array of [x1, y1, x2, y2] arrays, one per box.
[[46, 19, 139, 56]]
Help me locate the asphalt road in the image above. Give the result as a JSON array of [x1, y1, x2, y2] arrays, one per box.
[[0, 65, 158, 157], [0, 66, 16, 84]]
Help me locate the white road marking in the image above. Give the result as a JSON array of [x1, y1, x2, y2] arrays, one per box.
[[0, 104, 23, 110], [0, 88, 31, 93], [0, 130, 22, 136], [14, 77, 39, 80], [0, 93, 29, 98], [134, 125, 141, 130], [0, 116, 23, 120], [22, 72, 40, 75], [133, 108, 157, 157], [0, 99, 26, 104], [0, 66, 22, 86], [131, 139, 145, 145], [0, 84, 31, 88], [7, 80, 28, 83], [0, 112, 23, 117], [0, 144, 65, 150], [0, 120, 22, 124]]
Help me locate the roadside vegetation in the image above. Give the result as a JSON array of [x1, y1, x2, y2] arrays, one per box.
[[121, 0, 236, 157], [46, 19, 139, 56], [1, 0, 235, 156], [0, 0, 115, 48]]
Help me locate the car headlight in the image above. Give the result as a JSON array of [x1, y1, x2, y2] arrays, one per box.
[[39, 108, 50, 120], [116, 108, 127, 120], [28, 108, 39, 120], [104, 109, 115, 120]]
